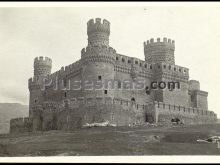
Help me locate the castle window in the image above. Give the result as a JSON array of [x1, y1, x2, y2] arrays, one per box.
[[150, 65, 152, 69], [174, 67, 176, 71], [98, 75, 102, 80], [163, 65, 166, 69], [63, 79, 67, 87], [131, 97, 135, 102], [111, 114, 114, 121], [158, 65, 160, 69], [191, 95, 194, 102], [145, 86, 150, 95], [34, 99, 37, 103], [118, 81, 121, 88], [135, 61, 138, 65], [183, 70, 186, 73], [104, 90, 108, 94], [179, 68, 182, 72], [64, 92, 67, 98], [128, 60, 131, 63], [169, 65, 171, 70], [140, 63, 142, 67], [122, 58, 125, 62], [116, 57, 119, 60], [144, 64, 147, 68]]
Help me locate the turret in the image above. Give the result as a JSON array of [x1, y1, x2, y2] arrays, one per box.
[[82, 18, 116, 99], [28, 56, 52, 118], [87, 18, 110, 47], [188, 80, 208, 110], [34, 56, 52, 77], [144, 37, 175, 64], [189, 80, 200, 91]]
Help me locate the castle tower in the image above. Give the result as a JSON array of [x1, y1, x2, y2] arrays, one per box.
[[144, 37, 175, 64], [28, 56, 52, 118], [81, 18, 116, 99], [87, 18, 110, 47], [189, 80, 200, 91], [34, 56, 52, 77], [188, 80, 208, 110]]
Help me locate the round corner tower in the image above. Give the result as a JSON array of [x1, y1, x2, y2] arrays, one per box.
[[87, 18, 110, 47], [28, 56, 52, 118], [144, 37, 175, 64], [81, 18, 116, 99]]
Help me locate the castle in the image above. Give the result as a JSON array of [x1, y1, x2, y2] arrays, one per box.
[[10, 18, 217, 133]]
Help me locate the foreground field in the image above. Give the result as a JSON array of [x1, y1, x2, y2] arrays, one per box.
[[0, 124, 220, 156]]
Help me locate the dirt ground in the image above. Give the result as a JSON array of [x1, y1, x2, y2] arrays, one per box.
[[0, 124, 220, 156]]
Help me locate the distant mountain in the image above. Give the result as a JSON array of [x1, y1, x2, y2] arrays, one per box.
[[0, 103, 28, 134]]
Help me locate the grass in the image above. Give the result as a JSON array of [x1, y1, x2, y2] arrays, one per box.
[[0, 124, 220, 156]]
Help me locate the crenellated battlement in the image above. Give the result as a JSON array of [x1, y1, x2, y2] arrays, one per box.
[[87, 18, 110, 47], [41, 60, 83, 81], [81, 45, 116, 56], [34, 56, 52, 77], [87, 18, 110, 35], [114, 54, 188, 79], [81, 45, 116, 64], [10, 117, 32, 126], [144, 37, 175, 48], [153, 101, 217, 119], [153, 62, 189, 81], [60, 59, 82, 75], [34, 56, 52, 66], [10, 117, 33, 134], [115, 54, 154, 73], [144, 37, 175, 64]]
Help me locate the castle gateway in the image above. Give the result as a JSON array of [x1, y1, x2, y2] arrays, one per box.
[[10, 18, 217, 133]]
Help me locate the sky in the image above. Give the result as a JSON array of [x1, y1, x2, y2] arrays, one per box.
[[0, 4, 220, 116]]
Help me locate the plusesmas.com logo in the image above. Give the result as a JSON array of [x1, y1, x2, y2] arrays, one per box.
[[37, 77, 181, 93]]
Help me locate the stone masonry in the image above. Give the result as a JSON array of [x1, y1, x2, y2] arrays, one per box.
[[10, 18, 217, 133]]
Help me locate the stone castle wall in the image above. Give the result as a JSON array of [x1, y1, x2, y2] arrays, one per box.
[[29, 97, 146, 132], [153, 101, 217, 124], [10, 17, 217, 134], [10, 97, 217, 133], [10, 117, 33, 134]]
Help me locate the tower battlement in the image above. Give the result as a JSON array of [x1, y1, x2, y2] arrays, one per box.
[[81, 45, 116, 64], [153, 62, 189, 82], [34, 56, 52, 77], [144, 37, 175, 47], [87, 18, 110, 35], [87, 18, 110, 47], [34, 56, 52, 66], [144, 37, 175, 64], [81, 45, 116, 56]]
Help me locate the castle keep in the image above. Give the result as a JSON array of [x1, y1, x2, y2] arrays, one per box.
[[10, 18, 217, 133]]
